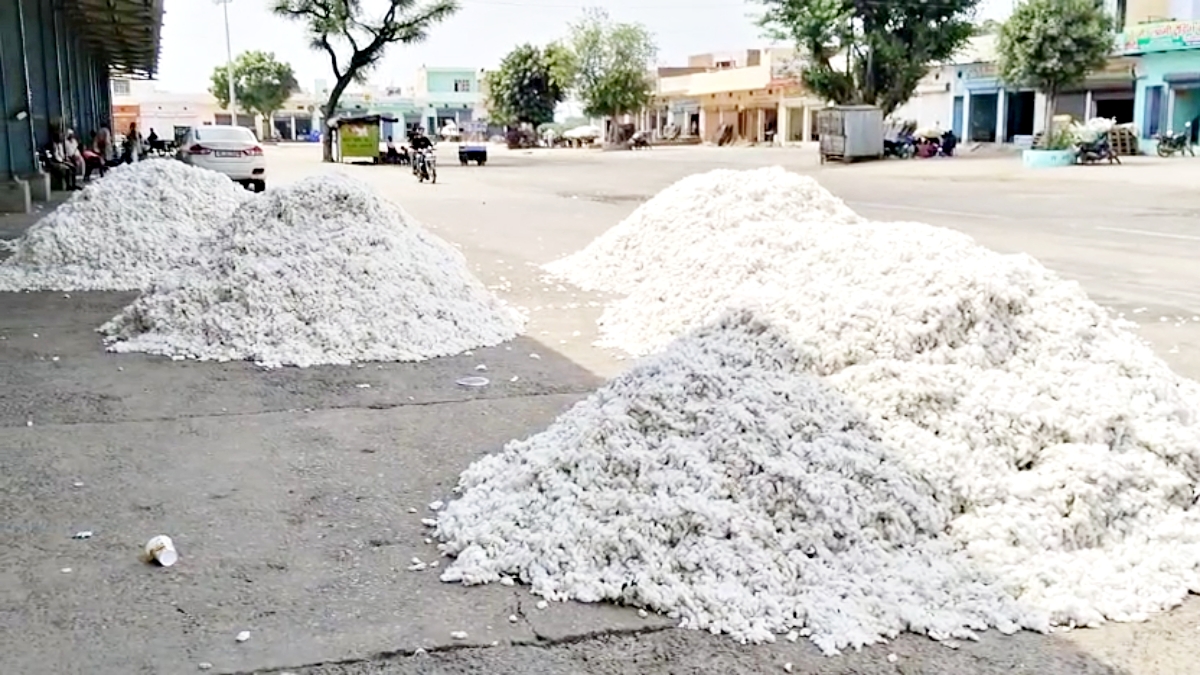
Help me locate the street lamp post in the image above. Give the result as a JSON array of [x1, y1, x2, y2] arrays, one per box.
[[214, 0, 236, 124]]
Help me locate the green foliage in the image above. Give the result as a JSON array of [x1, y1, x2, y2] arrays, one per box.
[[758, 0, 978, 115], [210, 51, 300, 131], [567, 9, 657, 124], [273, 0, 458, 160], [997, 0, 1114, 100], [485, 42, 576, 127]]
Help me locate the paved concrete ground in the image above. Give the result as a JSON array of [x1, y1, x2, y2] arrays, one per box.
[[2, 144, 1199, 674]]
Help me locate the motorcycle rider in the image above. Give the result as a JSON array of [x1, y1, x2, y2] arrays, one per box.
[[408, 127, 434, 177]]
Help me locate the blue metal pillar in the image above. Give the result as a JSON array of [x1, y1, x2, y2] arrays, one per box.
[[49, 0, 73, 132], [36, 0, 65, 134], [0, 0, 38, 178], [20, 0, 51, 148]]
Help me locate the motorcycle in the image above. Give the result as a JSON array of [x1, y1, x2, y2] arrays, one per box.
[[1075, 132, 1121, 165], [413, 148, 437, 183], [883, 134, 915, 159], [1155, 122, 1194, 157]]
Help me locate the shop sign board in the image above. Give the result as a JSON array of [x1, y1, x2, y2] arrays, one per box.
[[1118, 20, 1200, 55]]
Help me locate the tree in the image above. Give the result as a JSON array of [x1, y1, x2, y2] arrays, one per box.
[[998, 0, 1114, 133], [273, 0, 459, 161], [210, 51, 301, 139], [484, 42, 575, 128], [567, 9, 657, 143], [758, 0, 979, 115]]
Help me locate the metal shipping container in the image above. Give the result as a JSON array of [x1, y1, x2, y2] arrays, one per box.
[[817, 106, 885, 163]]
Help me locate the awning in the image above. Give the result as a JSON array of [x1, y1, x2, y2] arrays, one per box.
[[62, 0, 166, 79], [1164, 71, 1200, 87]]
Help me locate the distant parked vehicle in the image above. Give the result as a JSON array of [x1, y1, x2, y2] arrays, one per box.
[[177, 125, 267, 192], [1155, 122, 1194, 157]]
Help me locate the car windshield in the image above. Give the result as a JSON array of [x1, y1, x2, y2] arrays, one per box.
[[195, 127, 255, 143]]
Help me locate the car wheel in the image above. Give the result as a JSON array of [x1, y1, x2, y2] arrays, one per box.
[[252, 180, 266, 193]]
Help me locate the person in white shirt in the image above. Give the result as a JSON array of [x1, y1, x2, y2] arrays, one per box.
[[63, 129, 84, 176]]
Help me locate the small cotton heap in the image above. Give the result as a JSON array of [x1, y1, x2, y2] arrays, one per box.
[[99, 174, 524, 367], [545, 167, 1200, 631], [0, 160, 249, 291], [437, 311, 1038, 653], [543, 166, 862, 294]]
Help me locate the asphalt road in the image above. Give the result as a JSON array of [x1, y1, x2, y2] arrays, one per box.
[[1, 144, 1198, 675]]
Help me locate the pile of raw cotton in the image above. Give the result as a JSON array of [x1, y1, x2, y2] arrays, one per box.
[[100, 174, 523, 367], [539, 167, 1200, 635], [437, 311, 1038, 653], [543, 166, 862, 294], [0, 159, 249, 291]]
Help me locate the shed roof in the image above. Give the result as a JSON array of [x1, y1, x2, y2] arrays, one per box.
[[63, 0, 165, 78]]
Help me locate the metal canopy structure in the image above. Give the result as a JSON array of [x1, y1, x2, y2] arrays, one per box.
[[60, 0, 165, 79]]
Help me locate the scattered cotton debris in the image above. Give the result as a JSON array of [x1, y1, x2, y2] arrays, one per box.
[[887, 653, 899, 663], [429, 500, 444, 511], [450, 631, 468, 640], [535, 600, 549, 610], [0, 160, 249, 291], [438, 314, 1032, 654], [72, 531, 92, 540], [538, 167, 1200, 641], [99, 174, 523, 368], [235, 631, 250, 643]]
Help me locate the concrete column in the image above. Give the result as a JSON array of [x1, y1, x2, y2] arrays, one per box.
[[996, 90, 1007, 142], [1084, 90, 1094, 120], [290, 115, 297, 140], [778, 103, 789, 144], [756, 107, 765, 142], [1168, 87, 1177, 131], [0, 0, 42, 183], [962, 91, 972, 141], [802, 106, 812, 142]]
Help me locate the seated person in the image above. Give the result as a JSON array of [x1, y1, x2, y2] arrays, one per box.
[[44, 137, 80, 191], [385, 135, 400, 164]]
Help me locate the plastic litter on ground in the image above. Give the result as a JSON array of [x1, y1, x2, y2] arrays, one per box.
[[100, 173, 524, 367], [0, 160, 250, 291], [440, 166, 1200, 648]]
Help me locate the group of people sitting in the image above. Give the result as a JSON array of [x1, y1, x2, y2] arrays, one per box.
[[41, 122, 150, 191]]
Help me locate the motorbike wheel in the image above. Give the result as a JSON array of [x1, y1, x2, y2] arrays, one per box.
[[1157, 144, 1174, 158]]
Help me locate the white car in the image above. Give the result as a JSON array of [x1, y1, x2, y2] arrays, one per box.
[[177, 126, 266, 192]]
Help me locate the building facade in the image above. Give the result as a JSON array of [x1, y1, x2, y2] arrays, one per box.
[[413, 66, 484, 132], [893, 36, 1047, 143], [1121, 18, 1200, 147], [655, 49, 825, 144], [1, 0, 162, 213]]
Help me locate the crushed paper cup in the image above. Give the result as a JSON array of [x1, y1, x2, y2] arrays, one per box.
[[144, 535, 178, 567]]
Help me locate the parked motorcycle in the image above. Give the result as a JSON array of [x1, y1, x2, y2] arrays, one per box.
[[883, 134, 915, 159], [413, 148, 437, 183], [1155, 122, 1194, 157], [1076, 132, 1121, 165]]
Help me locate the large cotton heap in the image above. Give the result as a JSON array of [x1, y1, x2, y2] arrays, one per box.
[[0, 159, 249, 291], [99, 174, 524, 367], [437, 311, 1039, 653], [546, 168, 1200, 631], [543, 166, 862, 294]]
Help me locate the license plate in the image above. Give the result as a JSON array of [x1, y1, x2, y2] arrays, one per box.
[[215, 150, 241, 158]]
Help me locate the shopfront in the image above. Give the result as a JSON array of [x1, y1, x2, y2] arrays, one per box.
[[956, 62, 1042, 143], [1124, 20, 1200, 147]]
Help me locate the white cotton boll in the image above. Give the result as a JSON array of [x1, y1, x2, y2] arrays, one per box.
[[98, 174, 524, 367], [0, 160, 250, 291], [544, 167, 1200, 637], [436, 313, 1034, 651]]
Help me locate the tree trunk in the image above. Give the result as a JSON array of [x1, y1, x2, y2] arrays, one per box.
[[321, 74, 355, 163]]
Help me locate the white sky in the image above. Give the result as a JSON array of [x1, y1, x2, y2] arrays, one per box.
[[156, 0, 1014, 94]]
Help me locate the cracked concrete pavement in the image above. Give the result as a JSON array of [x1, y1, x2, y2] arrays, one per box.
[[3, 145, 1199, 674]]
